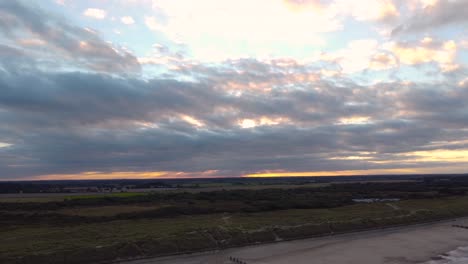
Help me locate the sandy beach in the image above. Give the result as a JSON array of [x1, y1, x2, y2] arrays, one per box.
[[123, 218, 468, 264]]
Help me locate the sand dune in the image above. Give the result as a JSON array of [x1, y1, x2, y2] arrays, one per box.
[[124, 218, 468, 264]]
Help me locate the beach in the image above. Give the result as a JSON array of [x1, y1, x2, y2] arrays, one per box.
[[124, 218, 468, 264]]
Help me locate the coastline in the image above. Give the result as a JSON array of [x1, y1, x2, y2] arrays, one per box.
[[122, 217, 468, 264]]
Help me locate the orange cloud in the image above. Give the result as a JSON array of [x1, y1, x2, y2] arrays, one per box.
[[401, 149, 468, 163], [369, 52, 398, 70], [244, 168, 418, 177], [180, 115, 205, 127], [244, 165, 468, 177], [388, 38, 457, 71], [32, 170, 223, 180]]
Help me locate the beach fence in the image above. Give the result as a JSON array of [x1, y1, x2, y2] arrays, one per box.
[[229, 256, 248, 264]]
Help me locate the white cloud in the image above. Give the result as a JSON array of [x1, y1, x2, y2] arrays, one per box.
[[150, 0, 336, 61], [320, 39, 380, 73], [121, 16, 135, 25], [318, 37, 460, 74], [459, 78, 468, 87], [333, 0, 399, 22], [238, 117, 289, 128], [419, 0, 439, 8], [0, 142, 12, 148], [337, 116, 372, 125], [460, 40, 468, 49], [145, 16, 165, 32], [18, 38, 46, 47], [83, 8, 107, 20]]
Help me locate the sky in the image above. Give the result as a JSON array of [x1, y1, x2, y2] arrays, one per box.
[[0, 0, 467, 180]]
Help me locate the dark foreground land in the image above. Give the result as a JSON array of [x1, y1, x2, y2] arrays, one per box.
[[2, 175, 468, 263]]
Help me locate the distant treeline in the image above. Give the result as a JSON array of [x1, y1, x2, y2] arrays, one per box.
[[2, 174, 468, 193], [0, 180, 172, 193]]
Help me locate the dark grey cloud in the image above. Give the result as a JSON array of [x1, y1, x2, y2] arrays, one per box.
[[0, 0, 140, 73], [392, 0, 468, 35], [0, 57, 467, 179]]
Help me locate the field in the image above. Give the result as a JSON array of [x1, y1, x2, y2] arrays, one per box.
[[0, 182, 330, 203], [0, 192, 148, 203], [1, 177, 468, 263]]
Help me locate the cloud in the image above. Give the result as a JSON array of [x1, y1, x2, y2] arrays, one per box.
[[0, 1, 140, 73], [335, 0, 400, 22], [459, 78, 468, 87], [369, 51, 399, 70], [317, 37, 460, 73], [144, 16, 164, 31], [1, 55, 467, 179], [283, 0, 400, 23], [336, 39, 380, 73], [386, 37, 458, 71], [121, 16, 135, 25], [318, 39, 397, 73], [460, 40, 468, 49], [83, 8, 107, 20], [0, 142, 12, 148], [0, 0, 467, 180], [283, 0, 329, 10], [392, 0, 468, 35], [149, 0, 335, 60]]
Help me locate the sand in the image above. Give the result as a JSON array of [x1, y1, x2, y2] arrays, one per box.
[[123, 218, 468, 264]]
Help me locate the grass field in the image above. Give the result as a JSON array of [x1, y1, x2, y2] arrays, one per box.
[[2, 195, 468, 263], [0, 192, 148, 203], [0, 184, 326, 203], [57, 205, 161, 217]]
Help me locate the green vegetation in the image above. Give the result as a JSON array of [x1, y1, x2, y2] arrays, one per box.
[[0, 192, 147, 204], [64, 192, 147, 200], [57, 205, 160, 217], [2, 179, 468, 263]]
